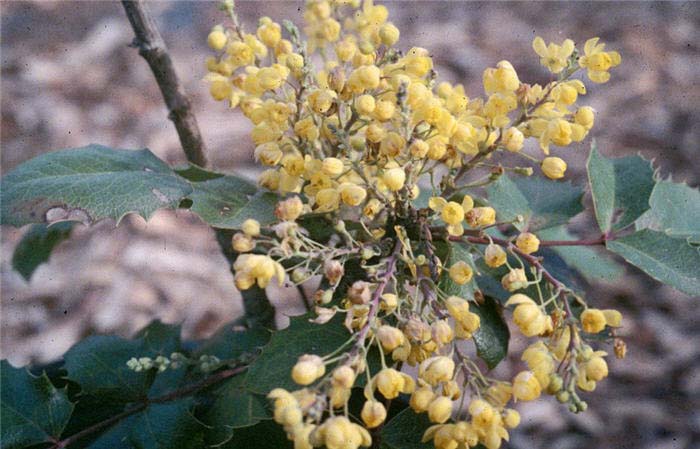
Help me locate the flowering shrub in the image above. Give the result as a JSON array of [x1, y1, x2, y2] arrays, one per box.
[[1, 1, 698, 448]]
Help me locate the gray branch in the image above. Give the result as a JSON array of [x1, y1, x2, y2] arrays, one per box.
[[121, 0, 207, 167]]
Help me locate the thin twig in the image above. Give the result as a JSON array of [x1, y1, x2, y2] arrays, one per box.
[[121, 0, 207, 167], [52, 366, 246, 448]]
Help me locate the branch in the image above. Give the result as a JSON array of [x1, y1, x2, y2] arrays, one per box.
[[121, 0, 207, 167], [52, 366, 245, 448]]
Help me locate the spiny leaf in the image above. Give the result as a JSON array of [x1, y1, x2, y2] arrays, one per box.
[[487, 174, 584, 231], [587, 143, 655, 233], [1, 360, 74, 449], [0, 145, 193, 227], [186, 174, 278, 229], [635, 180, 700, 244], [606, 229, 700, 296], [11, 221, 75, 280]]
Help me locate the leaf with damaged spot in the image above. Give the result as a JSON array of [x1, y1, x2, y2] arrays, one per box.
[[187, 175, 278, 229], [0, 145, 193, 227]]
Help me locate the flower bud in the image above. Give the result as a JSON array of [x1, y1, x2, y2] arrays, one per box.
[[379, 23, 400, 46], [331, 365, 356, 389], [232, 232, 255, 252], [355, 94, 376, 115], [503, 409, 520, 428], [484, 243, 507, 268], [241, 218, 261, 237], [375, 368, 415, 399], [361, 400, 387, 428], [410, 386, 435, 412], [409, 139, 429, 158], [207, 28, 228, 51], [581, 308, 606, 333], [376, 325, 405, 352], [585, 356, 608, 381], [380, 293, 398, 312], [291, 354, 325, 385], [541, 157, 567, 180], [516, 232, 540, 254], [431, 320, 454, 345], [419, 356, 455, 386], [513, 370, 541, 401], [575, 106, 595, 130], [427, 396, 453, 423], [338, 183, 367, 206], [322, 157, 345, 177], [275, 196, 304, 221], [602, 309, 623, 327], [502, 127, 524, 152], [382, 167, 406, 191]]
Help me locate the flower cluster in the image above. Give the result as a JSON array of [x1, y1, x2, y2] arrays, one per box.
[[205, 1, 625, 448]]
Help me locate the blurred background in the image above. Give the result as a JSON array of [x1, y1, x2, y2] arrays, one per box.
[[1, 1, 698, 448]]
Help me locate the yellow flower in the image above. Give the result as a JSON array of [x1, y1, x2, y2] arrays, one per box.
[[207, 27, 228, 51], [374, 368, 415, 399], [506, 294, 552, 337], [466, 207, 497, 228], [501, 268, 528, 292], [410, 386, 435, 412], [503, 409, 520, 429], [232, 232, 255, 252], [441, 202, 465, 225], [483, 60, 520, 94], [382, 167, 406, 191], [308, 89, 337, 114], [257, 19, 282, 48], [275, 196, 304, 221], [379, 22, 400, 46], [579, 37, 621, 83], [376, 325, 405, 352], [575, 106, 595, 130], [427, 396, 453, 423], [516, 232, 540, 254], [541, 156, 567, 179], [331, 365, 356, 389], [314, 188, 341, 212], [484, 243, 507, 268], [241, 219, 261, 237], [291, 354, 325, 385], [502, 127, 524, 152], [581, 308, 607, 333], [532, 36, 575, 74], [513, 370, 542, 401], [233, 254, 285, 290], [338, 183, 367, 206], [419, 356, 455, 387], [448, 261, 473, 285], [361, 400, 387, 428], [374, 99, 396, 121], [355, 94, 376, 115], [347, 65, 381, 93], [322, 157, 345, 177]]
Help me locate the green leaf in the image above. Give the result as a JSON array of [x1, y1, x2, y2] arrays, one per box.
[[381, 408, 433, 449], [1, 360, 74, 449], [63, 321, 181, 402], [203, 374, 270, 446], [11, 221, 75, 280], [587, 143, 655, 233], [636, 181, 700, 244], [471, 296, 510, 369], [538, 226, 623, 283], [0, 145, 193, 227], [187, 175, 278, 229], [221, 419, 290, 449], [246, 315, 353, 394], [606, 229, 700, 296], [174, 163, 226, 182], [487, 175, 583, 231], [193, 321, 270, 361]]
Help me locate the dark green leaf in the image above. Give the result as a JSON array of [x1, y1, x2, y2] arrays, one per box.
[[1, 360, 74, 448], [193, 321, 270, 361], [0, 145, 193, 227], [472, 296, 510, 369], [174, 163, 226, 182], [606, 229, 700, 295], [221, 419, 290, 449], [187, 175, 278, 229], [487, 175, 583, 231], [203, 374, 270, 445], [538, 226, 623, 283], [636, 180, 700, 244], [587, 143, 655, 233], [11, 221, 75, 280], [381, 408, 433, 449], [246, 315, 353, 394], [63, 321, 181, 402]]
